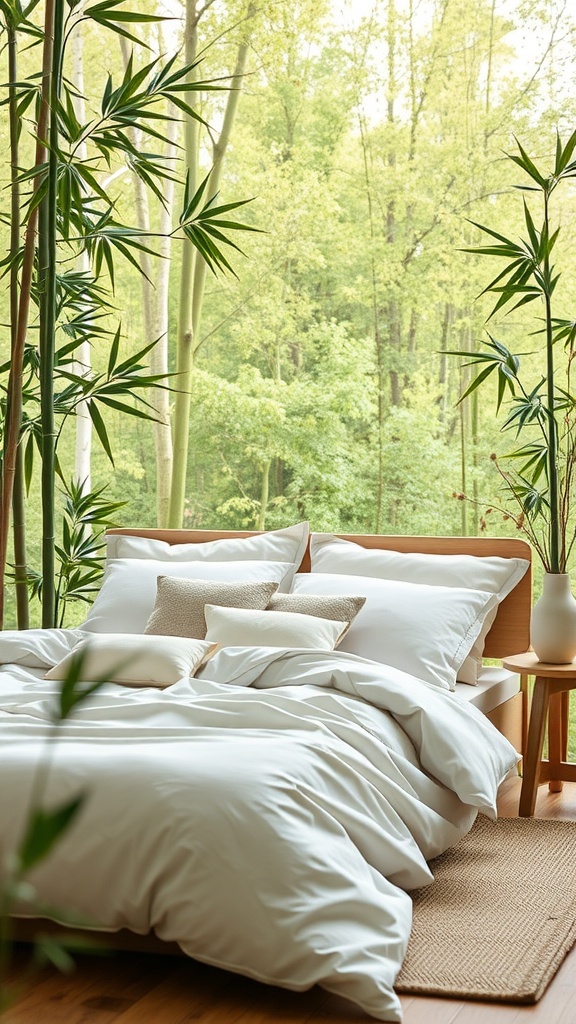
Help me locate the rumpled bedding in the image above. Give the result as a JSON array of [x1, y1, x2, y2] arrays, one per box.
[[0, 630, 519, 1021]]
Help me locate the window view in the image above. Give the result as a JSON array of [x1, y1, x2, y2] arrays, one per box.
[[0, 0, 575, 626]]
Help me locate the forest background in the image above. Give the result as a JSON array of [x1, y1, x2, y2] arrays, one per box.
[[1, 0, 575, 629]]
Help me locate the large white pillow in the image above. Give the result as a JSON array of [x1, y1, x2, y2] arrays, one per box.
[[310, 535, 530, 684], [81, 559, 295, 634], [45, 634, 216, 688], [291, 573, 499, 691], [106, 522, 309, 570], [204, 605, 348, 651]]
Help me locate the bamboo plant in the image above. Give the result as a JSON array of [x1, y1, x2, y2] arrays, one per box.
[[449, 131, 576, 574], [0, 0, 257, 628], [0, 651, 110, 1013]]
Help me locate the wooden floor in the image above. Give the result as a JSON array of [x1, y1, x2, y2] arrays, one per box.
[[4, 777, 576, 1024]]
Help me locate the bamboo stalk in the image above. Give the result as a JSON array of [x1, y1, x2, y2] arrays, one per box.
[[0, 1, 54, 628], [543, 190, 560, 573], [39, 0, 66, 626], [8, 24, 29, 629], [168, 3, 254, 528], [167, 0, 200, 530], [12, 448, 29, 630]]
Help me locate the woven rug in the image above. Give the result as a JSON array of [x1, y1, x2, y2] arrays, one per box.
[[395, 815, 576, 1003]]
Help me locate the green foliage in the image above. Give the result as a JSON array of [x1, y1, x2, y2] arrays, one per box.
[[10, 479, 124, 626], [449, 132, 576, 572], [0, 0, 253, 627], [0, 648, 110, 1013], [1, 0, 575, 608]]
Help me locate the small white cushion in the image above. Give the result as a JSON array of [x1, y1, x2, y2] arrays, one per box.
[[45, 634, 216, 688], [81, 559, 295, 634], [310, 535, 529, 684], [204, 605, 348, 651], [292, 573, 499, 690], [106, 522, 309, 570]]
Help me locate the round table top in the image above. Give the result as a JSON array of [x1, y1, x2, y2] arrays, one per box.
[[503, 651, 576, 677]]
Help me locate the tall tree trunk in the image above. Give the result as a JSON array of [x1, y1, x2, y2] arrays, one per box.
[[257, 459, 270, 530], [358, 107, 385, 532], [437, 302, 453, 422], [387, 299, 402, 407], [120, 30, 176, 527], [484, 0, 496, 152], [168, 2, 255, 527], [386, 0, 402, 408]]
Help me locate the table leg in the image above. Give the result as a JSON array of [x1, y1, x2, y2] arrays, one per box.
[[562, 690, 570, 762], [548, 692, 563, 792], [520, 677, 550, 816]]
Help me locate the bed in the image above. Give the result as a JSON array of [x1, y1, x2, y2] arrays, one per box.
[[0, 525, 532, 1022]]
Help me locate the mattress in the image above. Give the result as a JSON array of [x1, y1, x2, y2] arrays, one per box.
[[455, 667, 520, 714]]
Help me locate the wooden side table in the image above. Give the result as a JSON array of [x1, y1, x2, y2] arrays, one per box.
[[503, 652, 576, 817]]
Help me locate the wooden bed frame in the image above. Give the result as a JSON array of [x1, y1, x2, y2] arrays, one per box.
[[13, 529, 532, 956]]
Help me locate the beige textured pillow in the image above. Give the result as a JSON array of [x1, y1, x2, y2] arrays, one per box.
[[45, 634, 216, 688], [267, 592, 366, 639], [144, 576, 280, 639]]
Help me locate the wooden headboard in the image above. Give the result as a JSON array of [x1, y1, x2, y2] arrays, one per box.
[[107, 529, 532, 659]]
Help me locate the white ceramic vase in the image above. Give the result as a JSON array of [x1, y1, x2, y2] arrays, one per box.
[[530, 572, 576, 664]]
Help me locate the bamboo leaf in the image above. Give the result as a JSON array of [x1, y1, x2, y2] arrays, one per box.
[[180, 170, 210, 222], [18, 798, 84, 874], [107, 324, 121, 377], [509, 138, 548, 188], [87, 400, 114, 464], [466, 219, 520, 247], [522, 199, 540, 253], [556, 128, 576, 174], [24, 432, 35, 493], [456, 363, 497, 404], [96, 396, 158, 421], [111, 337, 159, 377]]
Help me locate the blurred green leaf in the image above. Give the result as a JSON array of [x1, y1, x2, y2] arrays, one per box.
[[18, 798, 84, 874]]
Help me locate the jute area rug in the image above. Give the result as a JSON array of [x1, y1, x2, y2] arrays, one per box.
[[395, 815, 576, 1003]]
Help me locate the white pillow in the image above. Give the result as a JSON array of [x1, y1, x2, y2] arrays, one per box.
[[310, 535, 530, 684], [204, 605, 348, 651], [106, 522, 309, 570], [45, 634, 216, 688], [81, 559, 295, 634], [291, 573, 499, 691]]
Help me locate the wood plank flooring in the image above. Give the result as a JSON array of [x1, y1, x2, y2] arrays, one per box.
[[4, 777, 576, 1024]]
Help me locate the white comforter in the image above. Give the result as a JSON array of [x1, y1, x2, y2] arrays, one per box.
[[0, 631, 519, 1021]]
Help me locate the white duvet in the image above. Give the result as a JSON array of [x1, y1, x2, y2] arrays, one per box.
[[0, 631, 519, 1021]]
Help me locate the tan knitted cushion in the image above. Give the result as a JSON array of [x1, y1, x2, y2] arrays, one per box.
[[144, 577, 279, 639], [267, 592, 366, 639]]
